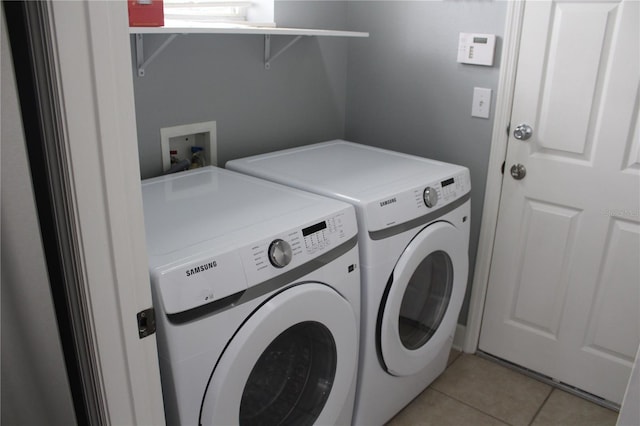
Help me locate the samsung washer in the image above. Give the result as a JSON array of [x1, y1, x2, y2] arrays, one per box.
[[141, 166, 360, 425], [227, 140, 471, 425]]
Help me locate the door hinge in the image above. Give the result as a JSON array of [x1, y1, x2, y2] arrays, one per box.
[[501, 161, 506, 175], [137, 308, 156, 339]]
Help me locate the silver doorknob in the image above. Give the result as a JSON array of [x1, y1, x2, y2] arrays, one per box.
[[510, 164, 526, 180], [513, 123, 533, 140]]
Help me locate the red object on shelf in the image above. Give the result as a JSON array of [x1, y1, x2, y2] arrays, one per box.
[[128, 0, 164, 27]]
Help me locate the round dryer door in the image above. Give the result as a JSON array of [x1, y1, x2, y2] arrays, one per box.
[[379, 221, 467, 376], [199, 283, 358, 426]]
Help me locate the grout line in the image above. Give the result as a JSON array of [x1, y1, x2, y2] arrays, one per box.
[[429, 387, 515, 426], [527, 387, 554, 426], [446, 351, 463, 368]]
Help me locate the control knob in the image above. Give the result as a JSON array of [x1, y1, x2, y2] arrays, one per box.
[[268, 239, 293, 268], [423, 187, 438, 208]]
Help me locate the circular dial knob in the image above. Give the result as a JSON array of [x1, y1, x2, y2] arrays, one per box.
[[268, 239, 293, 268], [423, 187, 438, 208]]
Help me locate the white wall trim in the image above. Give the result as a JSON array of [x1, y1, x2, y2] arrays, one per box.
[[452, 324, 466, 352], [48, 1, 165, 424], [462, 0, 526, 353]]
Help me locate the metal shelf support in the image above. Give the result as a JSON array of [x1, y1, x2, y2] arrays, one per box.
[[136, 33, 179, 77], [264, 34, 304, 69]]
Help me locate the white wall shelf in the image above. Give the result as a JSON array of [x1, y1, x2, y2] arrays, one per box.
[[130, 24, 369, 75]]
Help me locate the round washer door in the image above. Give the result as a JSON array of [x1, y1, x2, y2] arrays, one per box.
[[200, 283, 358, 426], [380, 221, 467, 376]]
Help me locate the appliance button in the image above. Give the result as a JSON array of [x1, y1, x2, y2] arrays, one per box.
[[268, 239, 293, 268], [423, 187, 438, 208]]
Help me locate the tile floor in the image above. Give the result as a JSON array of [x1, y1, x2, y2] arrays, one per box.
[[387, 351, 619, 426]]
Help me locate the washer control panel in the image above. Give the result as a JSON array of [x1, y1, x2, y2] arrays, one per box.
[[423, 186, 438, 208], [241, 208, 356, 288], [268, 239, 293, 268], [154, 208, 357, 314], [302, 215, 343, 254]]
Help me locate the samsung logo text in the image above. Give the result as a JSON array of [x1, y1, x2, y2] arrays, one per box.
[[379, 198, 397, 207], [186, 261, 217, 277]]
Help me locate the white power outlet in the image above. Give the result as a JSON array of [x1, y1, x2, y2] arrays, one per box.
[[160, 121, 217, 172]]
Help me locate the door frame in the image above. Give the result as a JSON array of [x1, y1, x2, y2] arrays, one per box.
[[463, 0, 526, 353], [22, 1, 166, 424]]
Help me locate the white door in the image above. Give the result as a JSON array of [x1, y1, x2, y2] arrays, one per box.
[[480, 0, 639, 404], [380, 222, 467, 376], [201, 283, 358, 426]]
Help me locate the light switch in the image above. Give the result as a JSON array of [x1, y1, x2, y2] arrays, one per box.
[[471, 87, 492, 119]]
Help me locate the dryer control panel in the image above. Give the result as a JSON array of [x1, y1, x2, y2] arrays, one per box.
[[366, 169, 471, 232], [419, 173, 469, 209]]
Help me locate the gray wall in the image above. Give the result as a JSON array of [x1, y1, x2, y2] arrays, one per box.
[[345, 1, 507, 323], [133, 1, 352, 179], [1, 8, 77, 425]]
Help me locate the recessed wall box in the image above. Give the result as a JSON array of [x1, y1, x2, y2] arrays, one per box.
[[457, 33, 496, 66], [160, 121, 217, 172]]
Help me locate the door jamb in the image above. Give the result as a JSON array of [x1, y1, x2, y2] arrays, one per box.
[[34, 1, 166, 423], [462, 0, 527, 353]]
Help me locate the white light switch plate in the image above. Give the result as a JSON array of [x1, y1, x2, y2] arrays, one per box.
[[471, 87, 492, 119]]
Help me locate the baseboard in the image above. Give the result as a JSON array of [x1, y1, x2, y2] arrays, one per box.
[[452, 324, 466, 352]]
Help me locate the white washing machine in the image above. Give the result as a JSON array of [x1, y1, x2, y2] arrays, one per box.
[[141, 166, 361, 426], [227, 140, 471, 425]]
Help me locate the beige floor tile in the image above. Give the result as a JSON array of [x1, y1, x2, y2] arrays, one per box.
[[531, 389, 618, 426], [386, 388, 509, 426], [447, 348, 462, 366], [430, 354, 552, 426]]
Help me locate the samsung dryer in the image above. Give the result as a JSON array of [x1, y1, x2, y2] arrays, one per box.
[[227, 140, 471, 425], [141, 166, 361, 425]]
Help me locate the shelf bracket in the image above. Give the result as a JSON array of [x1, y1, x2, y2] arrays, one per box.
[[136, 33, 179, 77], [264, 34, 304, 69]]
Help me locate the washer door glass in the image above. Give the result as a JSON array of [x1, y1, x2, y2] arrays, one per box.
[[239, 321, 336, 426], [200, 283, 358, 426], [379, 221, 467, 377], [399, 250, 453, 350]]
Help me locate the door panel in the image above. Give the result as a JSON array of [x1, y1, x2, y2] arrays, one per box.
[[584, 219, 639, 362], [509, 199, 580, 338], [480, 0, 639, 404], [537, 2, 617, 156]]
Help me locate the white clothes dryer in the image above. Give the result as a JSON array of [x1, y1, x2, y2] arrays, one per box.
[[141, 166, 361, 426], [227, 140, 471, 425]]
